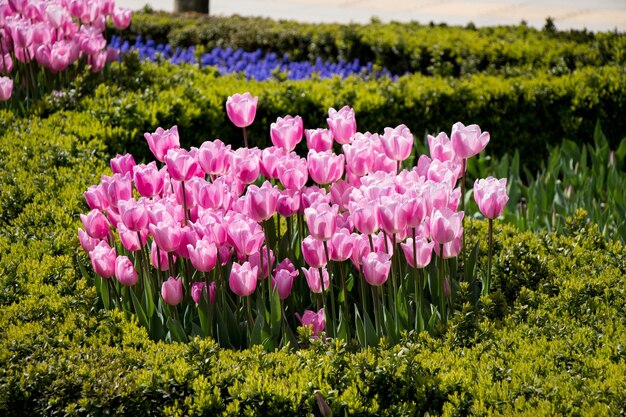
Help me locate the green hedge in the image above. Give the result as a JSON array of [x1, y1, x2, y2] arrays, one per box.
[[116, 11, 626, 77], [1, 105, 626, 415], [41, 59, 626, 169]]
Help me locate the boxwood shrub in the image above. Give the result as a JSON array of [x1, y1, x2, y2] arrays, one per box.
[[1, 106, 625, 415], [40, 58, 626, 170], [116, 11, 626, 77]]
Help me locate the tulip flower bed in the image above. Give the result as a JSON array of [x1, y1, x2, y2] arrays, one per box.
[[125, 11, 626, 77], [0, 0, 131, 106], [79, 93, 504, 347], [2, 105, 626, 414], [109, 36, 393, 81]]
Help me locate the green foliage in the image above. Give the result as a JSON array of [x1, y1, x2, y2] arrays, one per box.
[[116, 12, 626, 77], [37, 59, 626, 172], [1, 104, 626, 414]]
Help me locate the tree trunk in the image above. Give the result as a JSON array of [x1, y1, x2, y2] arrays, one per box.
[[174, 0, 209, 13]]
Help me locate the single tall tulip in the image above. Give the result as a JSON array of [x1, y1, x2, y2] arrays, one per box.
[[0, 76, 13, 101], [162, 277, 183, 306], [115, 256, 138, 286], [450, 122, 490, 159], [327, 106, 356, 144], [144, 126, 180, 162], [270, 115, 303, 152], [89, 241, 116, 278], [229, 262, 258, 297], [226, 92, 258, 148]]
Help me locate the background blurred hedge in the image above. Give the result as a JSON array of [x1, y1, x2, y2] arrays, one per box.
[[2, 97, 626, 415], [112, 11, 626, 77], [44, 59, 626, 171]]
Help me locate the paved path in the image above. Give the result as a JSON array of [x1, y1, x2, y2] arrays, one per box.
[[117, 0, 626, 32]]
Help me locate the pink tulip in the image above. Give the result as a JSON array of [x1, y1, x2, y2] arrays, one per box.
[[174, 226, 198, 259], [197, 139, 231, 176], [133, 162, 165, 198], [428, 132, 456, 162], [187, 238, 217, 272], [302, 266, 330, 293], [101, 173, 133, 212], [270, 115, 303, 152], [350, 203, 379, 235], [343, 140, 373, 177], [115, 256, 138, 286], [192, 281, 215, 304], [260, 146, 286, 179], [226, 92, 258, 128], [378, 195, 408, 235], [111, 7, 131, 30], [451, 122, 490, 159], [150, 241, 174, 271], [329, 228, 354, 261], [429, 208, 464, 245], [229, 262, 258, 297], [301, 235, 327, 268], [272, 259, 298, 299], [246, 181, 278, 222], [381, 124, 413, 162], [361, 252, 391, 286], [400, 237, 435, 268], [49, 41, 72, 72], [0, 76, 12, 101], [149, 219, 182, 253], [329, 180, 352, 211], [248, 246, 274, 279], [300, 186, 330, 211], [144, 126, 180, 162], [119, 199, 148, 232], [278, 155, 308, 190], [117, 222, 144, 251], [232, 148, 260, 184], [402, 195, 427, 228], [80, 209, 110, 239], [162, 276, 183, 306], [0, 54, 13, 74], [304, 203, 338, 241], [276, 188, 301, 217], [165, 148, 200, 182], [78, 228, 99, 253], [474, 177, 509, 219], [110, 153, 136, 176], [350, 233, 372, 269], [327, 106, 356, 144], [227, 217, 265, 257], [296, 308, 325, 335], [434, 230, 463, 259], [305, 128, 333, 152], [307, 150, 344, 185], [89, 241, 116, 278]]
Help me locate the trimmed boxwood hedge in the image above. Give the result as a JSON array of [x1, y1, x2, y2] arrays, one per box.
[[1, 99, 626, 415], [41, 58, 626, 170], [115, 11, 626, 77]]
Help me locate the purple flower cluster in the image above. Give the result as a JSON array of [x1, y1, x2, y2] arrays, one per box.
[[110, 36, 394, 81]]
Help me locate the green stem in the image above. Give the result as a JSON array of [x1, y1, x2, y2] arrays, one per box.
[[317, 266, 330, 337], [246, 296, 253, 345], [484, 218, 493, 296], [242, 126, 249, 148], [438, 245, 446, 324], [322, 240, 337, 338], [460, 159, 467, 268]]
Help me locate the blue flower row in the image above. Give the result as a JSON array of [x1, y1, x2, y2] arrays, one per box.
[[110, 36, 394, 81]]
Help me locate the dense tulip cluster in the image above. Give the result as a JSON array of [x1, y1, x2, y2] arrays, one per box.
[[109, 36, 394, 81], [79, 93, 507, 347], [0, 0, 131, 101]]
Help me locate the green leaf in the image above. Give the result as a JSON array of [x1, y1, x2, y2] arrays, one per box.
[[142, 274, 155, 319], [130, 286, 150, 332], [250, 313, 265, 346], [270, 286, 282, 338], [166, 317, 188, 343]]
